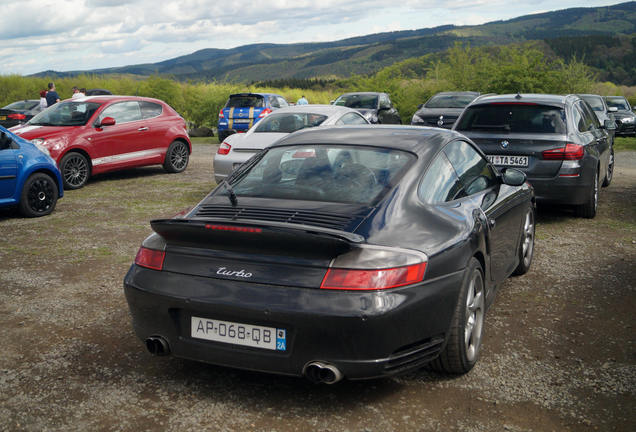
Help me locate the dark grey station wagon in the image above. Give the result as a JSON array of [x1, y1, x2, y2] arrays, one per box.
[[454, 94, 613, 218]]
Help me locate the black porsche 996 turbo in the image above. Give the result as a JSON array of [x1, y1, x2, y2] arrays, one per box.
[[124, 125, 535, 383]]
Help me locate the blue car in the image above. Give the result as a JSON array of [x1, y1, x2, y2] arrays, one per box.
[[0, 126, 63, 217], [217, 93, 289, 142]]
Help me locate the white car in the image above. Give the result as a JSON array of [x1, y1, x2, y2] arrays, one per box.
[[213, 104, 369, 184]]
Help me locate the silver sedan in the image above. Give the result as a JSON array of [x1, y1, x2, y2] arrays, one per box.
[[213, 104, 369, 184]]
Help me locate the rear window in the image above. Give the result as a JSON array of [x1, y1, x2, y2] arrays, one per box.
[[254, 113, 328, 133], [225, 95, 264, 108], [455, 103, 567, 134], [425, 94, 477, 109], [605, 97, 630, 111], [334, 94, 378, 110], [3, 101, 38, 110], [581, 96, 604, 112], [229, 145, 415, 205]]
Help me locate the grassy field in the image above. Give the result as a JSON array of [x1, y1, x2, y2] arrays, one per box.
[[615, 136, 636, 151]]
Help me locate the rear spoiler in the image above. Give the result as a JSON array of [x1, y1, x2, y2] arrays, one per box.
[[151, 218, 364, 243]]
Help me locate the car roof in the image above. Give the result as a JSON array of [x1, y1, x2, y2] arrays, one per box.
[[228, 92, 281, 98], [431, 91, 480, 96], [271, 125, 463, 157], [469, 93, 576, 106], [60, 95, 165, 104], [337, 92, 385, 97], [265, 104, 362, 116]]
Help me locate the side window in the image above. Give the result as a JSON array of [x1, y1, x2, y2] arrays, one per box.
[[269, 97, 280, 109], [337, 112, 368, 125], [99, 102, 142, 124], [573, 106, 586, 132], [580, 102, 600, 129], [444, 140, 497, 196], [0, 131, 16, 150], [277, 97, 289, 107], [139, 101, 162, 119], [418, 152, 465, 203]]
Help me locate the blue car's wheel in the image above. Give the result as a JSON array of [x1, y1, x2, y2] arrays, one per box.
[[19, 172, 58, 217]]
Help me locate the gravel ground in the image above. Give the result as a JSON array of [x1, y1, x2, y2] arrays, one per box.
[[0, 144, 634, 432]]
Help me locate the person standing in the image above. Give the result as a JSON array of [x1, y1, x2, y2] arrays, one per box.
[[39, 90, 47, 109], [296, 95, 308, 105], [45, 82, 60, 107], [71, 86, 81, 99]]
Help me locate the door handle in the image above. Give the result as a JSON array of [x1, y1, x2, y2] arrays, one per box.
[[138, 127, 149, 131]]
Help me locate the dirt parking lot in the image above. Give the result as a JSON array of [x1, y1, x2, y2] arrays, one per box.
[[1, 143, 634, 432]]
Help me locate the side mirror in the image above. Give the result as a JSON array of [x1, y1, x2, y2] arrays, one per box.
[[98, 116, 116, 127], [501, 168, 526, 186], [608, 106, 618, 112]]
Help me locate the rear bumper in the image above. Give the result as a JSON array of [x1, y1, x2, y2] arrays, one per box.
[[529, 174, 592, 205], [123, 265, 463, 380]]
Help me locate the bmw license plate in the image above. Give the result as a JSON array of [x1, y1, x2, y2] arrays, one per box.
[[191, 316, 286, 351], [487, 155, 528, 167]]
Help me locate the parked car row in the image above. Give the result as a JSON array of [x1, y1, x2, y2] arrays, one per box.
[[1, 95, 191, 217]]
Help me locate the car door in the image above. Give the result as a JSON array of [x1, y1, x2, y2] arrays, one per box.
[[579, 101, 609, 179], [87, 101, 146, 171], [137, 101, 168, 164], [444, 140, 525, 283], [0, 135, 18, 200]]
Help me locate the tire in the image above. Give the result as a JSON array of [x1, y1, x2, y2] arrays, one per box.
[[602, 147, 614, 187], [163, 140, 189, 173], [512, 206, 535, 276], [576, 169, 598, 219], [60, 152, 90, 190], [217, 130, 232, 143], [18, 172, 58, 217], [430, 258, 485, 374]]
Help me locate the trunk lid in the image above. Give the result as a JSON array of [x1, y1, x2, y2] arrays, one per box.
[[154, 198, 373, 288], [467, 132, 566, 178]]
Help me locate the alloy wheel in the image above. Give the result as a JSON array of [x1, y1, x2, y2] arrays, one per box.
[[464, 271, 484, 362], [63, 155, 88, 188]]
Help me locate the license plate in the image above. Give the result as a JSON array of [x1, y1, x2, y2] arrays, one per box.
[[0, 116, 6, 120], [191, 316, 286, 351], [487, 155, 528, 167], [233, 119, 251, 124]]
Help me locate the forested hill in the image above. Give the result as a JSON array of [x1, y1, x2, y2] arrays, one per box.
[[32, 1, 636, 85]]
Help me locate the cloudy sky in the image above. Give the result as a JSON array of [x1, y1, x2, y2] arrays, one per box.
[[0, 0, 623, 75]]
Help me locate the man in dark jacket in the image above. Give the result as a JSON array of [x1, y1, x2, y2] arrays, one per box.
[[45, 82, 60, 107]]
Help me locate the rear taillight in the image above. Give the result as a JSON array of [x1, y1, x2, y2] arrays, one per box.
[[320, 263, 427, 290], [217, 142, 231, 155], [258, 108, 272, 118], [135, 247, 165, 271], [8, 113, 26, 120], [542, 143, 584, 160], [218, 109, 225, 119]]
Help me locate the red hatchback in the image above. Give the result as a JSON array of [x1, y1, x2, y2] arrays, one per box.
[[11, 96, 191, 189]]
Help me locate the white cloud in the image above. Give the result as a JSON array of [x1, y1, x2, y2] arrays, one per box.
[[0, 0, 623, 75]]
